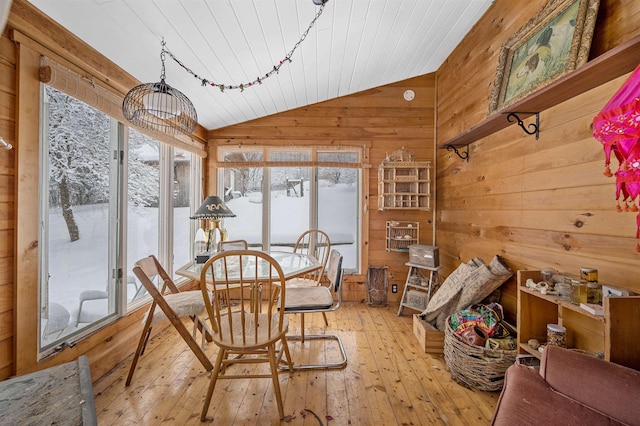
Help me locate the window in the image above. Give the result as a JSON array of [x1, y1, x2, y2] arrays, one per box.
[[218, 147, 361, 272], [125, 128, 160, 304], [172, 148, 196, 279], [39, 85, 201, 356], [40, 86, 118, 352]]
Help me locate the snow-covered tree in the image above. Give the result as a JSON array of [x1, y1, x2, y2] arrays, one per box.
[[46, 86, 159, 242], [127, 129, 160, 209], [46, 87, 110, 241]]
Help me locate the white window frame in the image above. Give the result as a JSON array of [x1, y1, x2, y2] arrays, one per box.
[[216, 145, 363, 274], [37, 84, 202, 357]]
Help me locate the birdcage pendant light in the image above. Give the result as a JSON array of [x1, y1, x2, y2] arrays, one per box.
[[122, 41, 197, 135]]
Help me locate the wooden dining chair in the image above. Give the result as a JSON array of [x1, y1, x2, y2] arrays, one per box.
[[287, 229, 331, 329], [281, 249, 347, 370], [199, 250, 294, 421], [125, 255, 213, 387], [287, 229, 331, 287], [219, 239, 248, 251]]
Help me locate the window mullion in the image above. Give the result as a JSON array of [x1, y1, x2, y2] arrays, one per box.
[[113, 121, 127, 313], [262, 165, 270, 250], [158, 144, 174, 270], [310, 167, 318, 229]]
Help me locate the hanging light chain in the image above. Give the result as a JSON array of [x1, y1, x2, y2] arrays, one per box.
[[160, 39, 167, 82], [163, 3, 326, 93]]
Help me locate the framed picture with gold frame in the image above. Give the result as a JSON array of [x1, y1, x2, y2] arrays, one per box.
[[487, 0, 600, 116]]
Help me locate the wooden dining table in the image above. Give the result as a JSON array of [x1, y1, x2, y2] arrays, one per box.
[[175, 250, 322, 284], [176, 250, 322, 313]]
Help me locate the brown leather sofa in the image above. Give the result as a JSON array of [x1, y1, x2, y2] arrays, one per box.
[[491, 345, 640, 426]]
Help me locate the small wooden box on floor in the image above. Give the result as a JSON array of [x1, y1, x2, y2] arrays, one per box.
[[413, 314, 444, 354]]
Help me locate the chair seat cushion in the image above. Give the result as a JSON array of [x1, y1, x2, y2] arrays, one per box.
[[285, 287, 333, 311], [215, 312, 288, 348], [145, 291, 206, 326], [286, 277, 318, 287]]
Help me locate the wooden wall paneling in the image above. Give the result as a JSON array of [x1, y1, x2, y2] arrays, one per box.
[[14, 41, 40, 375], [437, 0, 549, 142], [589, 0, 640, 55], [0, 281, 12, 313], [0, 28, 14, 381], [436, 0, 640, 313], [0, 310, 10, 342], [437, 0, 640, 144], [208, 75, 436, 303], [0, 31, 16, 90], [0, 337, 11, 378], [436, 74, 639, 269]]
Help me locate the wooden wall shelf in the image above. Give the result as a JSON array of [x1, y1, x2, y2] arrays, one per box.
[[386, 221, 419, 252], [517, 270, 640, 371], [439, 33, 640, 149], [378, 161, 431, 211]]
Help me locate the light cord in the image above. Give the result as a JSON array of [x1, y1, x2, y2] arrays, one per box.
[[162, 3, 326, 92]]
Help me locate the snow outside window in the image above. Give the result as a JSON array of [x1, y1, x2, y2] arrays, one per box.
[[218, 148, 360, 273], [39, 86, 200, 355]]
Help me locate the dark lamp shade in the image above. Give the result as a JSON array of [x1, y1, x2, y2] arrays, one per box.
[[190, 196, 236, 219]]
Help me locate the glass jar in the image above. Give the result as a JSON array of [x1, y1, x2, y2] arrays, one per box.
[[569, 278, 587, 305], [547, 324, 567, 348], [540, 268, 555, 283], [580, 268, 598, 283], [587, 283, 602, 305], [555, 281, 572, 300]]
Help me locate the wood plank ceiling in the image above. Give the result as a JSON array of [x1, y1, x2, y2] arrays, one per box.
[[27, 0, 493, 131]]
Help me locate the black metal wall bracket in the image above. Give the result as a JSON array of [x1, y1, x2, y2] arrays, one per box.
[[505, 112, 539, 139], [446, 144, 469, 162]]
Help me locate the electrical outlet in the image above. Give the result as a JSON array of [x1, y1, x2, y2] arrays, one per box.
[[391, 284, 398, 293]]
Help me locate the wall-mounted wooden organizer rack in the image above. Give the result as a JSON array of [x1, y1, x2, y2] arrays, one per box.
[[439, 34, 640, 149]]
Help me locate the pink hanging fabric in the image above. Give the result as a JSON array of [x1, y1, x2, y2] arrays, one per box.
[[593, 63, 640, 251]]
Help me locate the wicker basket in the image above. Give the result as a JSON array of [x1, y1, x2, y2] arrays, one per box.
[[444, 316, 517, 392]]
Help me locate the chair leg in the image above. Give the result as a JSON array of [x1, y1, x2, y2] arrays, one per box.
[[279, 333, 348, 371], [268, 343, 286, 420], [169, 316, 214, 372], [201, 348, 226, 422], [278, 336, 294, 372], [191, 316, 214, 350], [125, 318, 154, 386], [220, 350, 231, 375], [300, 313, 305, 342], [322, 312, 329, 326]]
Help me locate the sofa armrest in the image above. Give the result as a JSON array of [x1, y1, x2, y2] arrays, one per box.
[[540, 345, 640, 425]]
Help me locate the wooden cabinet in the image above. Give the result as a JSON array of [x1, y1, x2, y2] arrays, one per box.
[[386, 221, 418, 252], [378, 161, 431, 211], [517, 270, 640, 370]]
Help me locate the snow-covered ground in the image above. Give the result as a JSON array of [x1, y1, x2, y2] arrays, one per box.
[[43, 182, 357, 344]]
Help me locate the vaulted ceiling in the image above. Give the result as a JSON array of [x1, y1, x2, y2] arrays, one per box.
[[27, 0, 494, 131]]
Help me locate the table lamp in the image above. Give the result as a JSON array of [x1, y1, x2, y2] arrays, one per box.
[[190, 195, 236, 262]]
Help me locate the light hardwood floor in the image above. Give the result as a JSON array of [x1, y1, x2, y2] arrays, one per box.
[[93, 302, 500, 425]]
